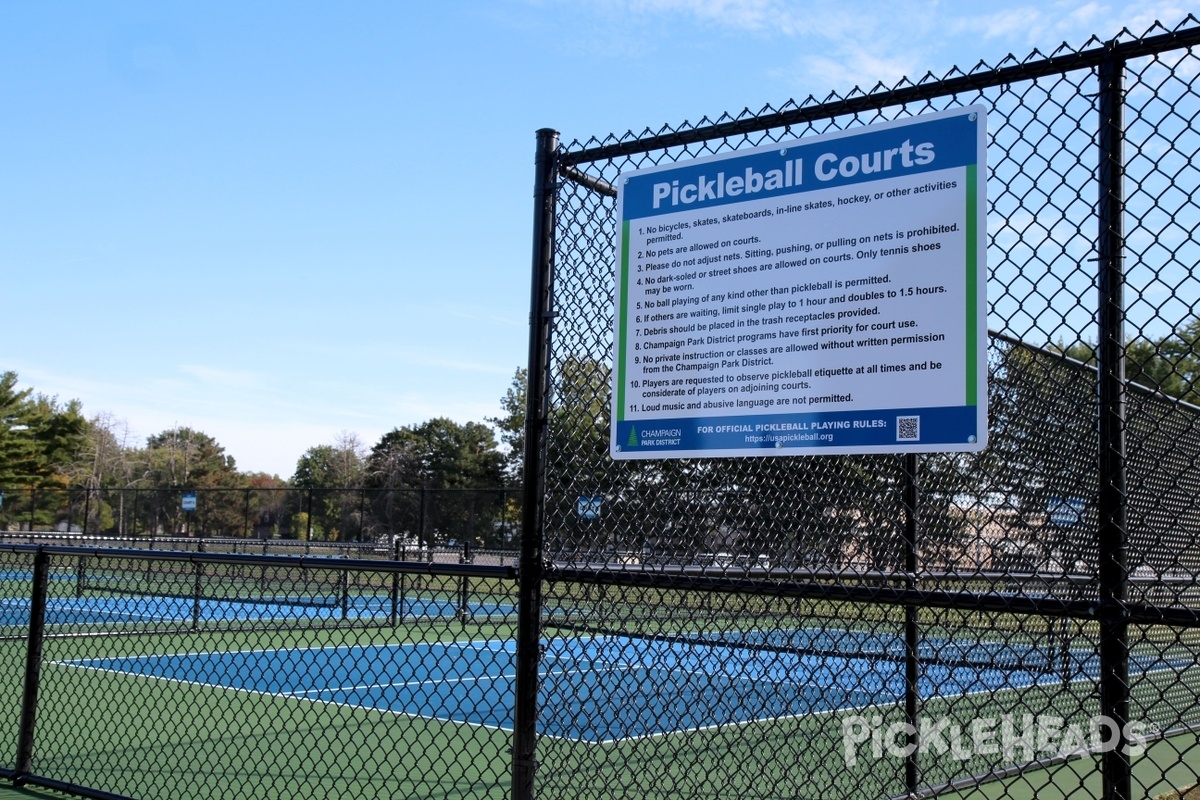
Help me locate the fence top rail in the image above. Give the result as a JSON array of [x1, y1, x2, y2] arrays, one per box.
[[0, 544, 518, 580], [547, 562, 1200, 585], [547, 565, 1200, 627], [557, 17, 1200, 166]]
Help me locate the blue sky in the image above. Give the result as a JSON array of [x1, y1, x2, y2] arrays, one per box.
[[1, 0, 1190, 478]]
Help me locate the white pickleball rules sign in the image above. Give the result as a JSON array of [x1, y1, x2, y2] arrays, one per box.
[[611, 106, 987, 459]]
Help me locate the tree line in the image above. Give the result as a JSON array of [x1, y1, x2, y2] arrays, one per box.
[[9, 316, 1195, 496], [3, 315, 1197, 555], [0, 369, 527, 494], [0, 368, 529, 543]]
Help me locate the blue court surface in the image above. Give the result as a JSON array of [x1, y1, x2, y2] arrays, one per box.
[[56, 633, 1100, 744]]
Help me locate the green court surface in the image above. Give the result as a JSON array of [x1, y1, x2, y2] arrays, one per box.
[[0, 568, 1194, 799], [0, 785, 79, 800], [936, 733, 1200, 800], [0, 736, 1194, 800], [0, 624, 1196, 800]]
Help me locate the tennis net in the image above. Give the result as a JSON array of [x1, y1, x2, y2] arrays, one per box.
[[74, 554, 354, 609], [542, 582, 1081, 676]]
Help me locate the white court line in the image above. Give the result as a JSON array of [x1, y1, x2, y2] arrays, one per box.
[[284, 659, 647, 698], [28, 598, 179, 622], [53, 634, 1173, 746]]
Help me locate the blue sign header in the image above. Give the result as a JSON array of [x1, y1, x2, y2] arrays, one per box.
[[620, 112, 981, 220]]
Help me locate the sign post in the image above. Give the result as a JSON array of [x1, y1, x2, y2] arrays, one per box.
[[181, 492, 197, 538], [611, 107, 988, 459]]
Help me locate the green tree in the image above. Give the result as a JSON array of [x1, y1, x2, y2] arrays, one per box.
[[1052, 317, 1200, 405], [144, 427, 239, 489], [367, 418, 504, 491], [141, 427, 240, 536], [291, 432, 365, 489], [366, 418, 505, 547], [487, 368, 526, 486], [0, 372, 41, 488], [292, 445, 343, 489], [28, 394, 88, 484], [290, 433, 367, 541], [1127, 317, 1200, 404], [0, 373, 90, 531]]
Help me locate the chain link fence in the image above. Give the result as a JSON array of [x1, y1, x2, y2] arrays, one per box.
[[520, 17, 1200, 800], [0, 18, 1199, 800], [0, 486, 521, 552], [0, 545, 520, 799]]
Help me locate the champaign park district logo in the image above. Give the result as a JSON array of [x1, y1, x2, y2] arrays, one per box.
[[620, 426, 683, 451]]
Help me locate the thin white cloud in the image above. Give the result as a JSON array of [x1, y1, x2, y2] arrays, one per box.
[[176, 364, 267, 391], [564, 0, 1195, 94], [796, 49, 924, 95], [954, 7, 1046, 41], [609, 0, 783, 30]]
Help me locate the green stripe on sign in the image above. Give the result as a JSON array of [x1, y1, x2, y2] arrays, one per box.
[[617, 220, 630, 422], [965, 163, 978, 407]]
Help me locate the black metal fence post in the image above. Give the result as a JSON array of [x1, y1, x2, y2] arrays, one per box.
[[419, 488, 428, 559], [459, 528, 472, 623], [902, 454, 921, 795], [1096, 47, 1131, 800], [512, 126, 558, 800], [358, 488, 366, 542], [193, 538, 205, 630], [390, 537, 402, 626], [15, 547, 50, 783]]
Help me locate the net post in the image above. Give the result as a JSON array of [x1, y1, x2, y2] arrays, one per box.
[[340, 569, 350, 619], [419, 488, 430, 562], [192, 540, 205, 630], [305, 487, 314, 546], [390, 537, 401, 626], [75, 555, 86, 598], [15, 547, 49, 783], [458, 534, 473, 624]]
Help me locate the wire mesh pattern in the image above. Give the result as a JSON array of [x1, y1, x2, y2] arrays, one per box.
[[0, 486, 521, 548], [529, 18, 1200, 800], [1, 19, 1200, 800], [0, 546, 521, 800]]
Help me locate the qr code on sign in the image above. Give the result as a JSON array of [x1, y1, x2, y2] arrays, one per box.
[[897, 415, 920, 441]]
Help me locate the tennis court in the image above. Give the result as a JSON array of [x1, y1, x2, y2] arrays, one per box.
[[53, 628, 1168, 745]]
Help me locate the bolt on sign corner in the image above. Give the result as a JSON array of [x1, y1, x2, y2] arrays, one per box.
[[611, 106, 988, 459]]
